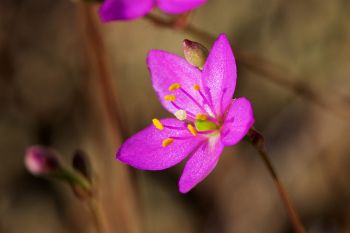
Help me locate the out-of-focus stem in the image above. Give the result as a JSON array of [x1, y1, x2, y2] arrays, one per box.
[[87, 197, 110, 233], [145, 13, 348, 118], [76, 3, 141, 233], [77, 2, 126, 139], [247, 128, 306, 233]]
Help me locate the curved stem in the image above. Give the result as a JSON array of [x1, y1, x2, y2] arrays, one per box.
[[247, 128, 306, 233], [144, 13, 348, 118]]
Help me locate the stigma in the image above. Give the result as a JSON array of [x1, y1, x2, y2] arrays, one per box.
[[174, 110, 187, 121]]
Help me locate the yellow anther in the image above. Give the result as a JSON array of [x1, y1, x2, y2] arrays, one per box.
[[168, 83, 181, 91], [196, 114, 208, 121], [164, 94, 176, 101], [162, 138, 174, 147], [152, 118, 164, 130], [187, 124, 197, 136], [193, 84, 201, 91]]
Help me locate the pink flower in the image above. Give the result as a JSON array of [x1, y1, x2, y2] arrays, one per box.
[[117, 34, 255, 193], [99, 0, 207, 22]]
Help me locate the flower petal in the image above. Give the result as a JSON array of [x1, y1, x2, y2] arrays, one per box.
[[147, 50, 207, 117], [99, 0, 154, 22], [156, 0, 207, 14], [179, 135, 224, 193], [221, 97, 255, 146], [202, 33, 237, 116], [117, 118, 203, 170]]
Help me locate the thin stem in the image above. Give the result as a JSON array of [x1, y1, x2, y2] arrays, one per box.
[[247, 128, 306, 233], [77, 2, 127, 139], [144, 13, 349, 118], [87, 197, 110, 233], [76, 3, 142, 233]]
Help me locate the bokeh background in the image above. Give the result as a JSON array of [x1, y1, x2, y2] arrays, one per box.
[[0, 0, 349, 233]]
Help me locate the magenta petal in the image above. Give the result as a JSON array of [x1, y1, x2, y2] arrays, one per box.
[[202, 34, 236, 116], [156, 0, 206, 14], [221, 98, 255, 146], [179, 137, 224, 193], [117, 118, 203, 170], [147, 50, 205, 116], [99, 0, 154, 22]]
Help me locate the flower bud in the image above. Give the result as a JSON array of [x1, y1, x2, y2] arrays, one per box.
[[183, 39, 209, 69], [25, 146, 60, 175], [25, 146, 92, 199], [72, 149, 91, 181]]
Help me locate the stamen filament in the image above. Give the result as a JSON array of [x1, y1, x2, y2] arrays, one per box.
[[162, 125, 187, 130], [198, 89, 217, 117], [180, 88, 207, 113], [220, 88, 227, 114], [170, 136, 193, 140]]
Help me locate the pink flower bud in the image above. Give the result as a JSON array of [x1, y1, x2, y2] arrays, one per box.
[[25, 146, 60, 175]]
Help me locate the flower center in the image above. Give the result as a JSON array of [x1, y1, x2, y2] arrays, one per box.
[[153, 83, 223, 147], [194, 119, 218, 132]]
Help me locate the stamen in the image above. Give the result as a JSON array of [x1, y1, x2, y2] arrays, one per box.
[[162, 138, 174, 147], [168, 83, 181, 91], [152, 118, 164, 130], [198, 89, 216, 117], [196, 114, 208, 121], [171, 136, 193, 140], [164, 94, 176, 101], [174, 110, 187, 120], [162, 125, 188, 130], [187, 124, 197, 136], [193, 84, 201, 91], [179, 88, 207, 113]]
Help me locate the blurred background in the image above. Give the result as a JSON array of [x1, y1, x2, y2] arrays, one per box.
[[0, 0, 349, 233]]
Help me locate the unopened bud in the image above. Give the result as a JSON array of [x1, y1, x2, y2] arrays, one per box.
[[25, 146, 60, 175], [25, 146, 92, 199], [72, 149, 91, 181], [183, 39, 209, 69]]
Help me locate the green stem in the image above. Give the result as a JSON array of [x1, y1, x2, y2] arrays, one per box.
[[247, 128, 306, 233]]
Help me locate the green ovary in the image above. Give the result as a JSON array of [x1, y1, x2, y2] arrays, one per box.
[[195, 120, 218, 132]]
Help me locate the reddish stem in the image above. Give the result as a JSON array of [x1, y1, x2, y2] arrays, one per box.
[[247, 128, 307, 233]]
